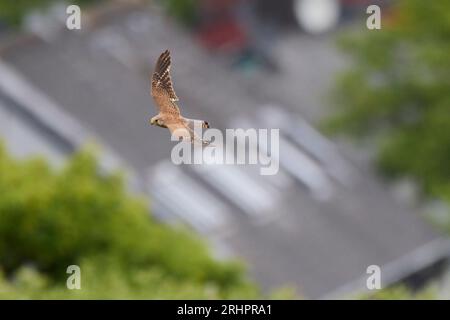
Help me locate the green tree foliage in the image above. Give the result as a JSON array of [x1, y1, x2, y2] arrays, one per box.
[[0, 144, 259, 298], [326, 0, 450, 199], [159, 0, 198, 27]]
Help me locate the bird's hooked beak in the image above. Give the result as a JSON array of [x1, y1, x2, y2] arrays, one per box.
[[150, 118, 155, 125]]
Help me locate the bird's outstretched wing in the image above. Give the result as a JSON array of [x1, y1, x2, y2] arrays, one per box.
[[151, 50, 180, 115]]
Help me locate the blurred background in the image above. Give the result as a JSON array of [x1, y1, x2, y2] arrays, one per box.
[[0, 0, 449, 299]]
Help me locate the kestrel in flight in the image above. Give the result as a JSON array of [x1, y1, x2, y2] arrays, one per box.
[[149, 50, 210, 145]]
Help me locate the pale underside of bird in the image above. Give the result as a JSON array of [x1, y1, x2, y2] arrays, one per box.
[[149, 49, 210, 145]]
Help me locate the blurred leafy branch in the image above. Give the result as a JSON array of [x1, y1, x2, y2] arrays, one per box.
[[325, 0, 450, 202], [325, 0, 450, 299], [158, 0, 198, 27], [0, 143, 262, 299], [361, 285, 437, 300], [0, 0, 199, 29]]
